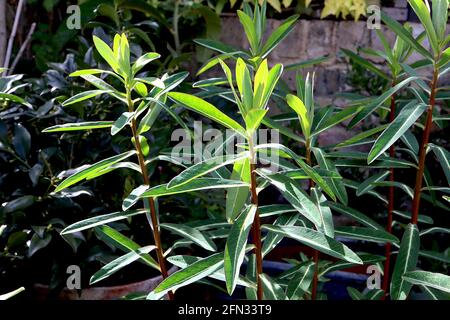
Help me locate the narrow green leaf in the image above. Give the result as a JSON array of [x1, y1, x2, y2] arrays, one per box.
[[429, 144, 450, 185], [256, 170, 323, 228], [168, 92, 246, 137], [261, 225, 362, 264], [260, 274, 286, 300], [93, 35, 120, 72], [55, 151, 136, 192], [286, 261, 315, 299], [403, 270, 450, 294], [328, 202, 383, 230], [95, 225, 159, 270], [349, 77, 420, 128], [90, 246, 156, 284], [226, 158, 251, 222], [335, 226, 399, 244], [61, 209, 146, 234], [141, 178, 249, 198], [224, 205, 257, 295], [62, 90, 111, 106], [260, 15, 299, 58], [368, 101, 427, 163], [160, 223, 217, 252], [390, 223, 420, 300], [153, 252, 224, 294], [42, 121, 113, 132]]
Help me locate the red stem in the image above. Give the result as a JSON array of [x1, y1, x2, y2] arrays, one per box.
[[250, 163, 263, 300], [411, 66, 438, 225]]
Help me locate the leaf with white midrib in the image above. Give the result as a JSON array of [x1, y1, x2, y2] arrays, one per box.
[[368, 101, 427, 163], [90, 246, 156, 284], [167, 153, 249, 189], [356, 171, 390, 196], [167, 255, 253, 288], [328, 202, 383, 230], [256, 169, 323, 228], [335, 226, 399, 244], [61, 209, 146, 234], [153, 252, 224, 295], [140, 178, 249, 198], [160, 223, 217, 252], [402, 271, 450, 294], [390, 223, 420, 300], [286, 261, 315, 299], [55, 151, 136, 192], [312, 148, 348, 205], [224, 205, 257, 295], [261, 225, 362, 264]]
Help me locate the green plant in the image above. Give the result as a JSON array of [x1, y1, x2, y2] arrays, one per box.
[[138, 1, 397, 300], [43, 33, 192, 299], [342, 20, 426, 298], [344, 0, 450, 299]]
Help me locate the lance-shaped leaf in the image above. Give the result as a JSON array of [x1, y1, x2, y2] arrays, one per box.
[[235, 57, 253, 109], [320, 254, 385, 276], [408, 0, 439, 55], [328, 202, 383, 230], [256, 170, 322, 228], [111, 112, 134, 135], [403, 270, 450, 294], [90, 246, 156, 284], [312, 188, 334, 237], [380, 12, 432, 60], [43, 121, 114, 132], [312, 148, 348, 205], [335, 226, 399, 244], [62, 89, 111, 106], [286, 261, 315, 299], [255, 144, 336, 200], [260, 274, 286, 300], [167, 153, 249, 189], [95, 225, 159, 270], [226, 158, 251, 222], [167, 255, 252, 288], [237, 10, 259, 53], [224, 205, 257, 295], [341, 49, 390, 80], [132, 52, 160, 75], [286, 94, 310, 138], [390, 223, 420, 300], [261, 225, 362, 264], [262, 213, 299, 257], [356, 170, 390, 196], [61, 209, 146, 234], [160, 223, 217, 252], [168, 92, 246, 137], [55, 151, 136, 192], [259, 204, 297, 218], [93, 35, 120, 72], [260, 14, 299, 58], [368, 101, 427, 163], [349, 77, 420, 128], [152, 252, 224, 295], [140, 178, 249, 198], [429, 144, 450, 185]]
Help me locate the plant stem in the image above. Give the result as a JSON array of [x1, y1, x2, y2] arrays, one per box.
[[249, 138, 263, 300], [127, 89, 173, 300], [411, 65, 438, 225], [382, 80, 396, 299], [306, 139, 319, 300]]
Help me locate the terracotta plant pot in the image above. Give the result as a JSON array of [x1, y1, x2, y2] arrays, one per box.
[[33, 266, 177, 300]]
